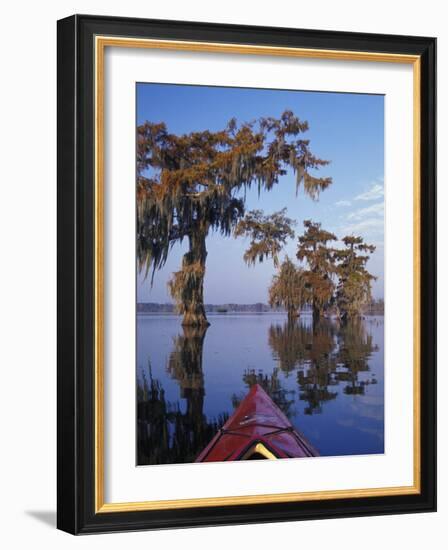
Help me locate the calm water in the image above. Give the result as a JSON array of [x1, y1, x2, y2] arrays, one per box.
[[137, 313, 384, 465]]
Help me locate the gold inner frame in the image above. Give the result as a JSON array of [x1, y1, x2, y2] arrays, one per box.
[[94, 36, 421, 513]]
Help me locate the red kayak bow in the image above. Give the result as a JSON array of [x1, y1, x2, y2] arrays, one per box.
[[196, 384, 319, 462]]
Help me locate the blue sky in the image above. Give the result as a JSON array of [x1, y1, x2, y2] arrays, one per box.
[[137, 83, 384, 303]]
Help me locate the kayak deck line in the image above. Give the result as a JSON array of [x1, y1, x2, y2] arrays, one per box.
[[195, 383, 319, 462], [218, 424, 298, 437]]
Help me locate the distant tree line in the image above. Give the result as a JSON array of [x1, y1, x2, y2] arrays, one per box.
[[362, 298, 384, 315], [137, 302, 272, 313]]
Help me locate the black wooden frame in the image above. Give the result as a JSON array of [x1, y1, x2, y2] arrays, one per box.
[[57, 14, 436, 534]]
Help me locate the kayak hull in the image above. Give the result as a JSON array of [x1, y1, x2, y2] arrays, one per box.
[[196, 384, 318, 462]]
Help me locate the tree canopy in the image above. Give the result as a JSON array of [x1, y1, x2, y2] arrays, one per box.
[[334, 236, 377, 320], [268, 257, 308, 320], [235, 208, 296, 268], [238, 216, 377, 321], [296, 220, 337, 320], [137, 110, 332, 325], [293, 222, 377, 320]]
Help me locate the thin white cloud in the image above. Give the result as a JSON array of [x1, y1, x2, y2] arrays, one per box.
[[332, 179, 385, 244], [347, 202, 384, 220], [339, 217, 384, 236], [355, 181, 384, 202]]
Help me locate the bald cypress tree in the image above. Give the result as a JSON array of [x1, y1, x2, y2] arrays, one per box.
[[137, 111, 332, 326], [268, 257, 308, 321], [296, 220, 337, 321], [334, 236, 376, 321]]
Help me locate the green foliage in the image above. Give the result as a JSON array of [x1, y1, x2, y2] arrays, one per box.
[[291, 221, 377, 320], [268, 257, 308, 319], [296, 220, 337, 319], [334, 236, 377, 320], [235, 208, 295, 268], [238, 216, 378, 321]]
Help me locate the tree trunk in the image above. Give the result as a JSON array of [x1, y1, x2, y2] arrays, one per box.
[[312, 300, 321, 324], [171, 230, 209, 327], [287, 307, 298, 322], [183, 231, 209, 326]]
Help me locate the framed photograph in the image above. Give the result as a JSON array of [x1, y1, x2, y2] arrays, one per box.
[[57, 14, 436, 534]]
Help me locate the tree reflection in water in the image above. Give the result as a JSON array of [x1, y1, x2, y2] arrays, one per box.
[[137, 317, 381, 464], [137, 326, 227, 465], [334, 318, 379, 396], [268, 318, 378, 415], [232, 368, 296, 419]]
